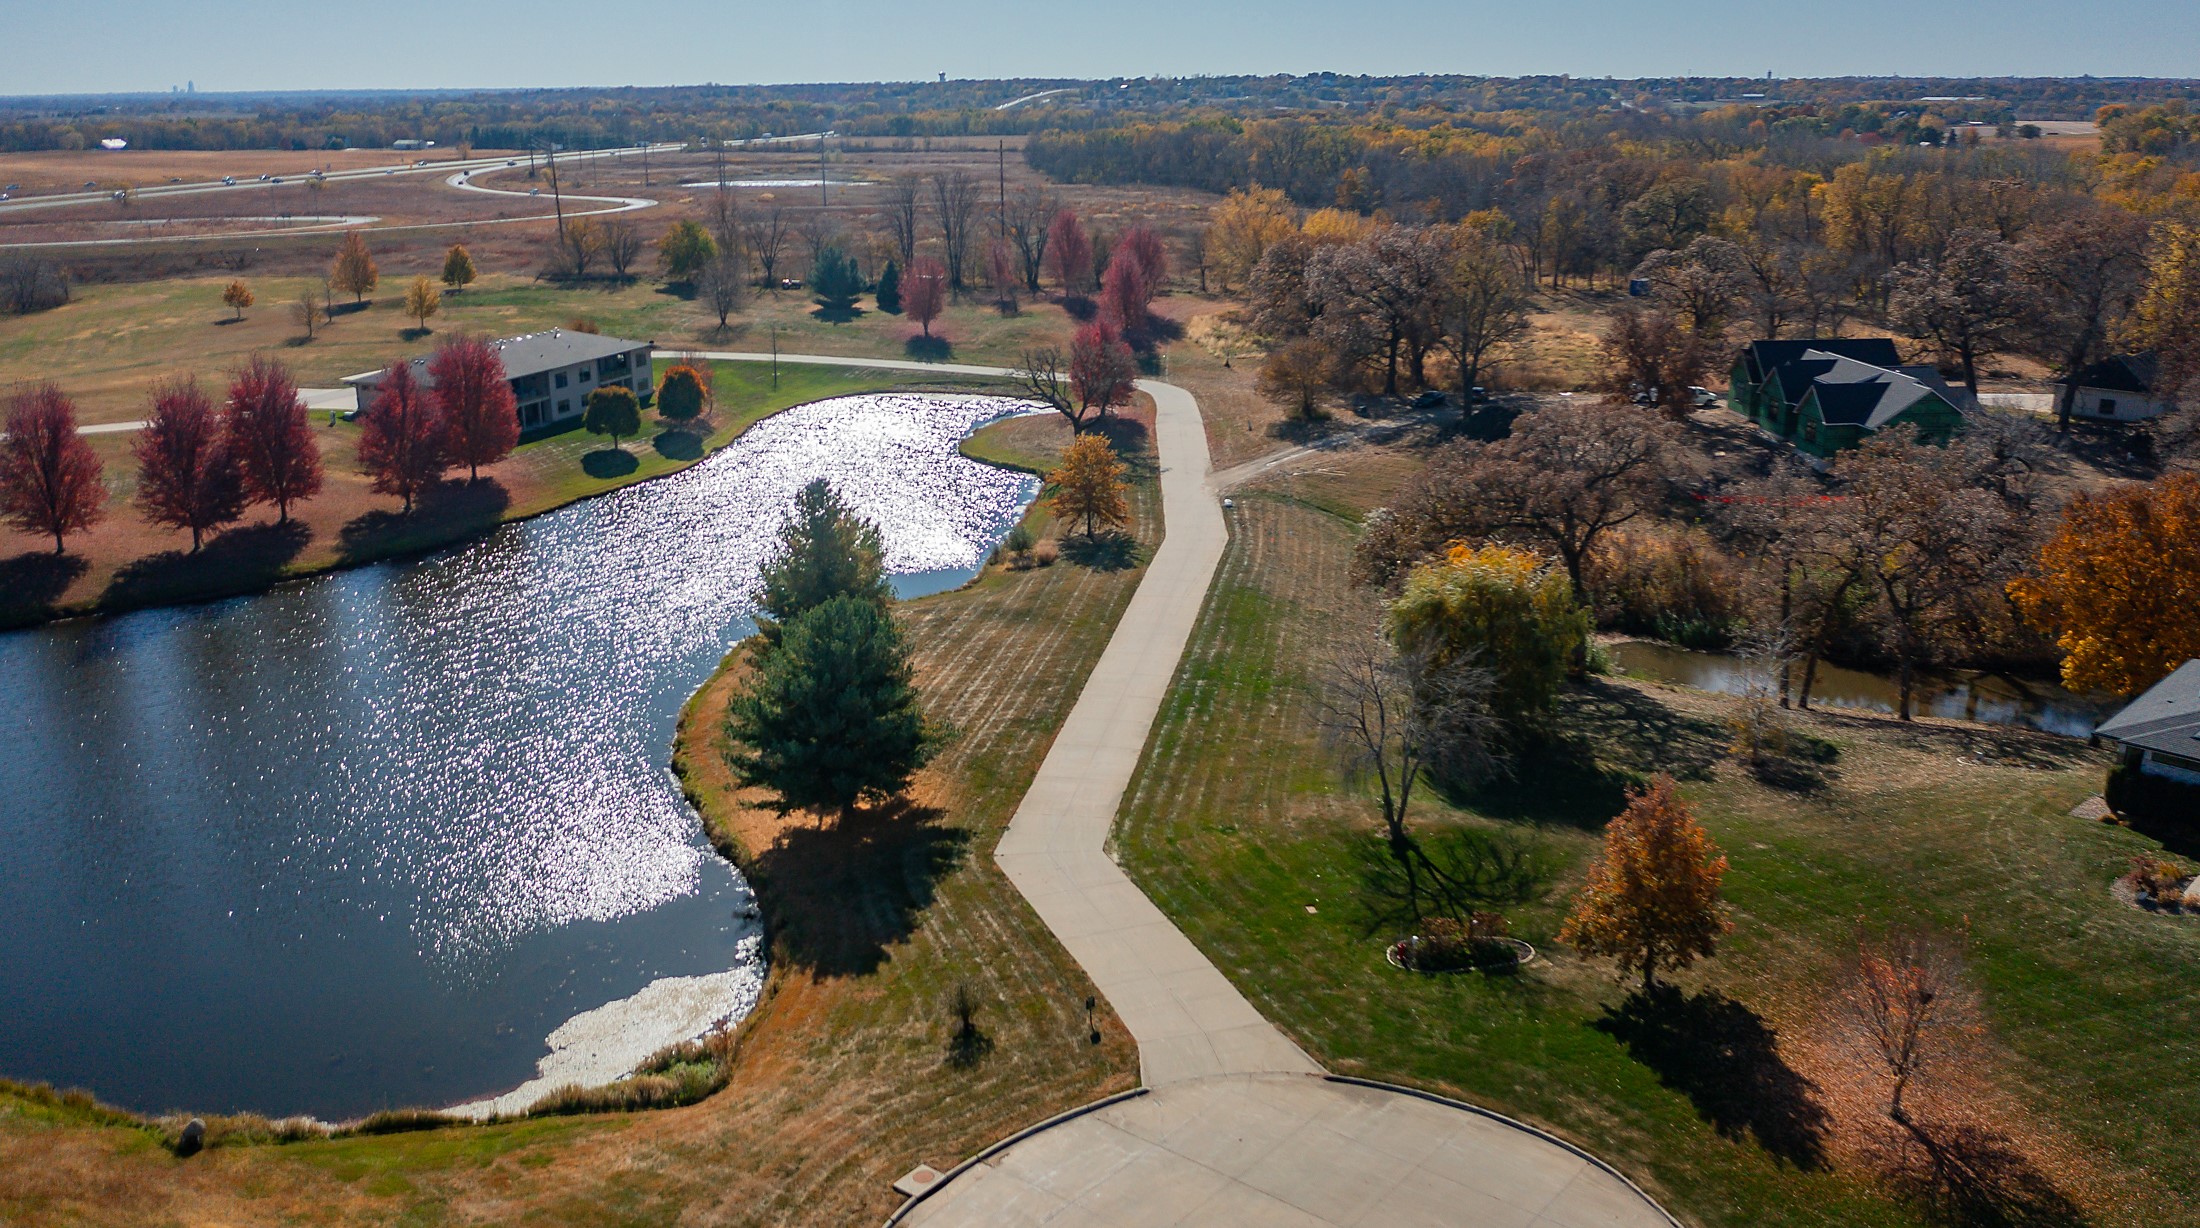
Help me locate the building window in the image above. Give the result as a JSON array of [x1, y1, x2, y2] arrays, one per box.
[[558, 399, 570, 415], [2100, 398, 2118, 417], [579, 367, 592, 382], [555, 372, 569, 389]]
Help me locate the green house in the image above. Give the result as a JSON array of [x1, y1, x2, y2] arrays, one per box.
[[1728, 340, 1964, 458]]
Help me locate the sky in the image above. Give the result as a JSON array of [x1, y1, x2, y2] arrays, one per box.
[[7, 0, 2199, 95]]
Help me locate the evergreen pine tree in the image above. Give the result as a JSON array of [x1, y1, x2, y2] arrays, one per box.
[[755, 478, 890, 643], [875, 260, 903, 314]]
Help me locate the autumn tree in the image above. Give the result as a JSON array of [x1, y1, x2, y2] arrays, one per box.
[[1386, 544, 1589, 730], [1306, 225, 1448, 396], [441, 243, 477, 290], [985, 239, 1020, 315], [2123, 220, 2200, 423], [330, 230, 378, 303], [221, 279, 253, 320], [904, 257, 947, 338], [1601, 308, 1709, 418], [1049, 433, 1129, 540], [552, 216, 604, 279], [2010, 473, 2200, 697], [403, 275, 441, 331], [1433, 224, 1532, 401], [429, 335, 520, 481], [1558, 774, 1730, 992], [293, 287, 327, 340], [599, 218, 644, 279], [583, 384, 642, 451], [2015, 211, 2149, 431], [1045, 208, 1093, 295], [1888, 228, 2025, 400], [357, 361, 446, 513], [1014, 346, 1077, 428], [656, 363, 712, 427], [1069, 321, 1138, 426], [0, 383, 105, 554], [1842, 928, 1976, 1123], [1206, 185, 1297, 291], [134, 378, 245, 552], [655, 219, 717, 282], [1258, 338, 1331, 420], [225, 355, 322, 523], [1355, 401, 1677, 600], [1002, 184, 1057, 293]]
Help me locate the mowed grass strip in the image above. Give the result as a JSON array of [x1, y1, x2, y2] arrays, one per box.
[[0, 407, 1153, 1228], [1113, 477, 2198, 1228]]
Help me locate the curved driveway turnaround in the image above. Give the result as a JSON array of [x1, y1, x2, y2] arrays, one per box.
[[658, 351, 1675, 1228]]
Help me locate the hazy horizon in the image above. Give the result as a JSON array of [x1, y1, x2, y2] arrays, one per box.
[[10, 0, 2199, 97]]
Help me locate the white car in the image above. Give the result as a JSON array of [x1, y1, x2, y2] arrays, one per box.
[[1689, 386, 1720, 409], [221, 176, 236, 185]]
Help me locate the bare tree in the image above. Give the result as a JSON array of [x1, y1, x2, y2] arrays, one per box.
[[696, 251, 748, 331], [1014, 346, 1076, 426], [1003, 184, 1057, 294], [292, 287, 326, 341], [930, 170, 982, 292], [1888, 228, 2026, 401], [0, 254, 69, 315], [743, 204, 790, 289], [1315, 634, 1503, 918], [2015, 210, 2150, 431], [881, 175, 922, 270], [705, 188, 744, 259], [798, 212, 841, 277], [1843, 928, 1976, 1123], [1433, 228, 1532, 401], [599, 219, 644, 279], [1631, 236, 1751, 338]]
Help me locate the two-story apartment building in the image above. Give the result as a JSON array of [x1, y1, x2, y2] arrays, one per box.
[[343, 329, 654, 431]]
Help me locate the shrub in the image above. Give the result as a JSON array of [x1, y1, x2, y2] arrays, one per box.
[[1033, 539, 1059, 567], [1395, 913, 1519, 972], [2122, 855, 2188, 900], [1582, 527, 1752, 648], [1003, 522, 1036, 567]]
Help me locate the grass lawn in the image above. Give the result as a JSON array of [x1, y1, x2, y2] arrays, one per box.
[[0, 406, 1158, 1228], [0, 359, 1019, 628], [1113, 453, 2196, 1228]]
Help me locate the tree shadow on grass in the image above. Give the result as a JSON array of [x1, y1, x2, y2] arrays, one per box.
[[581, 448, 640, 479], [811, 303, 864, 325], [101, 520, 312, 612], [1060, 295, 1097, 323], [1351, 826, 1563, 934], [1871, 1114, 2089, 1228], [746, 797, 969, 979], [652, 428, 706, 461], [337, 479, 511, 565], [0, 550, 89, 625], [1595, 985, 1831, 1171], [1058, 530, 1141, 572], [904, 335, 955, 363]]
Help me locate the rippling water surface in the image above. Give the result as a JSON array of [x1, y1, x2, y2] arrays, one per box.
[[0, 394, 1040, 1119]]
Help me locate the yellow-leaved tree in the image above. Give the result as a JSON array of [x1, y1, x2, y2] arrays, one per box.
[[1558, 774, 1730, 993], [441, 243, 477, 290], [1386, 544, 1588, 729], [221, 279, 253, 321], [402, 275, 441, 331], [330, 230, 378, 303], [2009, 473, 2200, 697], [1205, 186, 1297, 292], [1048, 433, 1129, 541]]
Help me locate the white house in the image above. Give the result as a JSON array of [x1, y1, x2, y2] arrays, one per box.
[[2057, 354, 2170, 423], [343, 329, 654, 431]]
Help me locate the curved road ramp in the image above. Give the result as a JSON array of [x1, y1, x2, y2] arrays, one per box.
[[858, 368, 1678, 1228]]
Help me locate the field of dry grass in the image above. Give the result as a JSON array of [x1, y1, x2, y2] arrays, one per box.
[[0, 407, 1157, 1228]]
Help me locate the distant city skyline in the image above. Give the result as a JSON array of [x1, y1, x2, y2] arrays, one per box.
[[7, 0, 2200, 96]]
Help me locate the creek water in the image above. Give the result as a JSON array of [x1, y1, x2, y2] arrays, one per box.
[[0, 394, 1042, 1120], [1607, 640, 2111, 738]]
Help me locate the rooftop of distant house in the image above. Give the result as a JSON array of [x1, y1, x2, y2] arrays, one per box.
[[2096, 660, 2200, 757], [343, 329, 649, 388]]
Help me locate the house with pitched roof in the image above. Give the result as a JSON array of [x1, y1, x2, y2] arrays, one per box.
[[2056, 353, 2170, 423], [1728, 339, 1965, 459], [343, 329, 654, 432], [2095, 659, 2200, 819]]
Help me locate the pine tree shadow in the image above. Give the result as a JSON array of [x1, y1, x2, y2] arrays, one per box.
[[337, 480, 511, 565], [904, 335, 955, 362], [1058, 530, 1141, 572], [810, 303, 864, 325], [1871, 1114, 2089, 1228], [745, 798, 968, 979], [1594, 986, 1831, 1171], [100, 520, 311, 612], [582, 448, 640, 479], [652, 428, 706, 461], [0, 550, 89, 626]]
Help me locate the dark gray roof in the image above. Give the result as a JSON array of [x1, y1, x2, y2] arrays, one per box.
[[2096, 659, 2200, 756], [1741, 338, 1902, 386], [2060, 353, 2159, 396], [343, 329, 648, 388]]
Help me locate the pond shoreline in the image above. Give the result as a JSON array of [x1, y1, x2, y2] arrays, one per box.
[[0, 366, 1016, 634]]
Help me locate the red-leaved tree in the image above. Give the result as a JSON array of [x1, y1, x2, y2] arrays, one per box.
[[135, 377, 246, 552], [358, 361, 448, 513], [1118, 225, 1169, 290], [429, 335, 519, 481], [226, 355, 322, 524], [1099, 254, 1151, 335], [1046, 209, 1093, 295], [1070, 321, 1138, 425], [905, 257, 948, 338], [0, 383, 106, 555]]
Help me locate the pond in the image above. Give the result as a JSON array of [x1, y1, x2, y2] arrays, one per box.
[[0, 393, 1042, 1121], [1607, 640, 2112, 738]]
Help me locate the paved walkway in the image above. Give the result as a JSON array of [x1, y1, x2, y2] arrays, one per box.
[[668, 352, 1675, 1226]]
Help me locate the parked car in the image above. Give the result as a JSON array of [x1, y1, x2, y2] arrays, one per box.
[[1467, 386, 1490, 403], [528, 188, 541, 196], [1689, 386, 1720, 408], [1411, 390, 1448, 409]]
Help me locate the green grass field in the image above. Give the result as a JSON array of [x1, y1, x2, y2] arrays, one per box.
[[1114, 472, 2195, 1228]]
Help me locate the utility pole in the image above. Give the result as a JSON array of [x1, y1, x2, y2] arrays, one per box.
[[641, 140, 650, 187], [997, 138, 1008, 241], [819, 133, 828, 207], [542, 141, 567, 239], [770, 325, 780, 389]]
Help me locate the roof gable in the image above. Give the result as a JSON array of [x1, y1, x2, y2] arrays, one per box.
[[1743, 338, 1902, 384], [2097, 660, 2200, 753], [344, 329, 648, 388], [2062, 353, 2159, 396]]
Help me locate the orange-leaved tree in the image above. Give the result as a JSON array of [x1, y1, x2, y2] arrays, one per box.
[[330, 230, 378, 303], [222, 279, 253, 320], [2010, 472, 2200, 697], [1048, 433, 1129, 541], [1558, 773, 1730, 992]]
